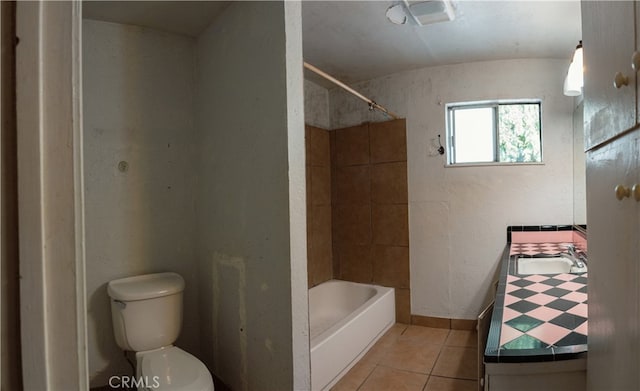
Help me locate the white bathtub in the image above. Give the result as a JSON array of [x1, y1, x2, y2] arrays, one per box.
[[309, 279, 395, 390]]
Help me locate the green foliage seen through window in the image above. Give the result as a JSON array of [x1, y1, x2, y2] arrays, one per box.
[[498, 104, 541, 163]]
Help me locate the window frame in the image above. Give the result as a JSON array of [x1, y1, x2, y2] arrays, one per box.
[[446, 99, 543, 166]]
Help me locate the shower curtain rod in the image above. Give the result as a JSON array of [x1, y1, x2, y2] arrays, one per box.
[[303, 62, 399, 120]]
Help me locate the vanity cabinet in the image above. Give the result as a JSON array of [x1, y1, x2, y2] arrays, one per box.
[[484, 360, 586, 391], [584, 132, 639, 390], [581, 1, 636, 149], [582, 1, 640, 389]]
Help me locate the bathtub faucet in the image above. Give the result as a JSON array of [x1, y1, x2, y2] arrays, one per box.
[[563, 244, 586, 269]]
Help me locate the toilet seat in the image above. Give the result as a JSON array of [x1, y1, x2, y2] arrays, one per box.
[[138, 346, 214, 391]]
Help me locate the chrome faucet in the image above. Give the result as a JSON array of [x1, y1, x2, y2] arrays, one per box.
[[563, 244, 586, 269]]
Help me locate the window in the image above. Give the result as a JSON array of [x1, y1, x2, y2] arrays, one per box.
[[446, 101, 542, 165]]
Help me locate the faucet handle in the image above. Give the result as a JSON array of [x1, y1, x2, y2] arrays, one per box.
[[564, 244, 576, 252]]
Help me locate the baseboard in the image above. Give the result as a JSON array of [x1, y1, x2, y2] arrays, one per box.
[[410, 315, 477, 330]]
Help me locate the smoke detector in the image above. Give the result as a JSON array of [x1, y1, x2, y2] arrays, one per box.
[[403, 0, 455, 26]]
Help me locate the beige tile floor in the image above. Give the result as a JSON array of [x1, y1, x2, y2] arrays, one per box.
[[331, 323, 478, 391]]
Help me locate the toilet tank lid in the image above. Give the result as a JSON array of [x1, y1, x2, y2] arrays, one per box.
[[108, 272, 185, 301]]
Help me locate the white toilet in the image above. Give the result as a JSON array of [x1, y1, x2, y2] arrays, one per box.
[[108, 272, 214, 391]]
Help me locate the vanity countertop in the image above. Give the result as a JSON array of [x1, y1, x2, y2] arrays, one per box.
[[484, 227, 588, 363]]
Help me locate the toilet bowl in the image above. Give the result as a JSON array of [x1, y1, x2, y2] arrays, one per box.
[[137, 346, 214, 391], [108, 272, 214, 391]]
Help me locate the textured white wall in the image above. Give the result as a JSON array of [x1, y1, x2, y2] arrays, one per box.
[[304, 78, 330, 128], [285, 2, 311, 390], [329, 59, 574, 319], [84, 4, 309, 388], [82, 20, 200, 386], [195, 2, 308, 390]]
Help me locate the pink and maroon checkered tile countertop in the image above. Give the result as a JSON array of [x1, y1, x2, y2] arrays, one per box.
[[485, 227, 588, 363]]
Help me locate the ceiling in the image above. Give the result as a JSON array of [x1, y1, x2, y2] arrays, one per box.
[[83, 1, 582, 86], [83, 1, 232, 37], [303, 1, 582, 85]]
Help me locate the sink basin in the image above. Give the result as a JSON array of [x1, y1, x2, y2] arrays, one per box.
[[516, 256, 587, 275]]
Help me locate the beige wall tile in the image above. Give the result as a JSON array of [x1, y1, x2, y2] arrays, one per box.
[[330, 131, 338, 202], [306, 125, 332, 286], [369, 119, 406, 163], [334, 123, 370, 167], [372, 245, 409, 288], [305, 125, 312, 166], [371, 162, 408, 204], [305, 165, 311, 208], [333, 204, 372, 245], [372, 204, 409, 246], [307, 205, 333, 287], [334, 165, 371, 204], [338, 244, 373, 283], [307, 125, 330, 166], [395, 288, 411, 324], [332, 239, 340, 279], [330, 120, 410, 307], [307, 205, 316, 287], [310, 165, 331, 206]]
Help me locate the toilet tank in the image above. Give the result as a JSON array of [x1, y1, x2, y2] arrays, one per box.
[[107, 272, 185, 352]]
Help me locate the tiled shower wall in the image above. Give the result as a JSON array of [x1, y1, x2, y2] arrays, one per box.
[[305, 120, 410, 322], [331, 119, 410, 323], [306, 125, 333, 287]]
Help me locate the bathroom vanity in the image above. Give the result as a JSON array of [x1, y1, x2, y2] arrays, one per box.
[[483, 226, 588, 391]]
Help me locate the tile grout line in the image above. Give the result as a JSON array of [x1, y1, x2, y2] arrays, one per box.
[[354, 364, 377, 391], [427, 329, 451, 380]]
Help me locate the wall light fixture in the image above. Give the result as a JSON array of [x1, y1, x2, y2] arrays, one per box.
[[564, 40, 583, 97]]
